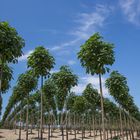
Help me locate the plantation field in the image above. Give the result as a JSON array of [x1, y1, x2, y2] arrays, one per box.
[[0, 129, 137, 140]]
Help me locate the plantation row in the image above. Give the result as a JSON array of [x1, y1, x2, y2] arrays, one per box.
[[0, 21, 140, 140]]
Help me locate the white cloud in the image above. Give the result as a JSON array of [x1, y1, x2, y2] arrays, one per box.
[[71, 5, 111, 40], [50, 4, 112, 52], [120, 0, 140, 25], [72, 75, 109, 97], [68, 60, 76, 65], [50, 38, 80, 51], [50, 69, 59, 74], [18, 50, 33, 61]]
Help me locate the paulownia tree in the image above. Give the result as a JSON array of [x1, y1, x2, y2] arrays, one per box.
[[52, 65, 78, 140], [27, 46, 55, 140], [0, 21, 24, 116], [78, 33, 115, 139], [17, 70, 38, 140], [105, 71, 130, 139], [0, 64, 13, 116]]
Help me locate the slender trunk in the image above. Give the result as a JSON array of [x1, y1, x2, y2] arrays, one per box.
[[40, 76, 43, 140], [74, 113, 76, 140], [66, 112, 68, 140], [119, 105, 124, 140], [92, 114, 96, 140], [0, 61, 3, 119], [48, 112, 50, 140], [129, 115, 134, 140], [99, 73, 106, 140], [19, 103, 22, 140], [26, 94, 29, 140], [60, 110, 64, 140], [81, 116, 84, 140], [14, 105, 17, 135]]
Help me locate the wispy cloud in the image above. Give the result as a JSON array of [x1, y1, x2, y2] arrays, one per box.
[[50, 4, 112, 52], [120, 0, 140, 25], [50, 38, 80, 51], [71, 5, 111, 40], [18, 50, 33, 61], [72, 75, 109, 97], [67, 60, 76, 65]]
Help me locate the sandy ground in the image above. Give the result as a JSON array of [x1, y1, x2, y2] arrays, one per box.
[[0, 129, 137, 140]]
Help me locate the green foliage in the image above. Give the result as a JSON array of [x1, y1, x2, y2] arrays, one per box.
[[1, 63, 13, 93], [0, 21, 25, 63], [1, 85, 25, 123], [105, 71, 129, 106], [103, 98, 119, 117], [43, 78, 56, 111], [17, 70, 38, 94], [73, 96, 88, 114], [52, 65, 78, 111], [82, 83, 100, 108], [52, 65, 78, 92], [66, 92, 77, 111], [27, 46, 55, 77], [77, 32, 115, 75]]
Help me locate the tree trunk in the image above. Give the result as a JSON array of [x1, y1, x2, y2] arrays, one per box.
[[48, 112, 50, 140], [66, 112, 68, 140], [40, 76, 43, 140], [74, 113, 77, 140], [26, 94, 29, 140], [99, 73, 106, 140], [60, 110, 64, 140], [19, 104, 22, 140], [92, 115, 96, 140], [119, 105, 124, 140], [0, 62, 3, 119], [14, 105, 17, 135]]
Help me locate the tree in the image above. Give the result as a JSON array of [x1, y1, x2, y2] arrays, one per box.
[[0, 21, 25, 116], [0, 21, 25, 63], [43, 78, 57, 140], [105, 71, 130, 139], [83, 83, 100, 110], [52, 65, 78, 115], [27, 46, 55, 140], [77, 32, 115, 139], [17, 70, 38, 140], [52, 65, 78, 140], [0, 64, 13, 116], [82, 83, 100, 138], [72, 96, 88, 139]]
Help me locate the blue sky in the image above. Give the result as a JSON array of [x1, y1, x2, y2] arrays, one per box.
[[1, 0, 140, 115]]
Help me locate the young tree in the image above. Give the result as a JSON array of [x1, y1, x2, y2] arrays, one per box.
[[0, 21, 24, 115], [82, 83, 100, 138], [77, 33, 115, 139], [105, 71, 129, 139], [43, 78, 57, 140], [27, 46, 55, 140], [0, 64, 13, 116], [52, 65, 78, 140], [17, 70, 38, 140]]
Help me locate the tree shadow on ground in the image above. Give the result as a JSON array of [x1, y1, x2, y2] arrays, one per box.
[[50, 135, 59, 138], [70, 138, 80, 140], [0, 135, 5, 138], [79, 137, 90, 139], [31, 137, 47, 140], [28, 132, 36, 135]]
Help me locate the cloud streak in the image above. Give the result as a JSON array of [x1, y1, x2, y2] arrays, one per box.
[[71, 4, 111, 40], [72, 75, 109, 97], [50, 4, 112, 52], [120, 0, 140, 25], [18, 50, 33, 61]]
